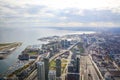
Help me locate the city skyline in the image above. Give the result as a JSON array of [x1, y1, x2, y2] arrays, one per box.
[[0, 31, 120, 80], [0, 1, 120, 80]]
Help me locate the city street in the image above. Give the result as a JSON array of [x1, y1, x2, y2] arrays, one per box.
[[80, 55, 100, 80]]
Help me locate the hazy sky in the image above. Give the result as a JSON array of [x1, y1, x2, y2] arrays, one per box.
[[0, 0, 120, 28]]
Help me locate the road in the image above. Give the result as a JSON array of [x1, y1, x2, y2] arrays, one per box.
[[61, 51, 73, 80], [49, 42, 79, 62], [24, 54, 43, 80], [80, 55, 100, 80], [49, 50, 67, 62]]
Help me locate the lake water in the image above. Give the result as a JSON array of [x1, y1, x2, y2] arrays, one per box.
[[0, 27, 95, 74]]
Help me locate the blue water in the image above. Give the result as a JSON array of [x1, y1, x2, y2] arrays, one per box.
[[0, 27, 94, 74]]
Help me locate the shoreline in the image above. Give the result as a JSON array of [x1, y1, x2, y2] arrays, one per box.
[[0, 42, 22, 60]]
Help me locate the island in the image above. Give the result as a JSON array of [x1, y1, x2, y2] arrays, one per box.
[[0, 42, 22, 59]]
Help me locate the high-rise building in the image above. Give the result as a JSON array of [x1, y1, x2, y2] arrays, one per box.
[[61, 40, 70, 49], [37, 62, 45, 80], [76, 57, 80, 73], [56, 58, 61, 77], [48, 70, 56, 80], [67, 73, 79, 80], [68, 63, 74, 73], [44, 58, 49, 80]]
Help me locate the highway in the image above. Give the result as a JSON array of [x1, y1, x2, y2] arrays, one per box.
[[49, 50, 67, 62], [24, 55, 42, 80], [80, 55, 100, 80], [24, 69, 37, 80]]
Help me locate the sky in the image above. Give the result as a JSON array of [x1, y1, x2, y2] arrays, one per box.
[[0, 0, 120, 28]]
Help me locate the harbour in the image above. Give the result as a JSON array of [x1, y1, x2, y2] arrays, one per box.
[[0, 27, 95, 76]]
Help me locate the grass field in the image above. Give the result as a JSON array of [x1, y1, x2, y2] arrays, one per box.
[[61, 59, 67, 73], [28, 52, 38, 55], [49, 60, 56, 70], [49, 58, 68, 73]]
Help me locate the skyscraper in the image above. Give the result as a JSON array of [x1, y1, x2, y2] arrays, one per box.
[[56, 58, 61, 77], [76, 57, 80, 73], [48, 70, 56, 80], [44, 57, 49, 80], [37, 62, 45, 80]]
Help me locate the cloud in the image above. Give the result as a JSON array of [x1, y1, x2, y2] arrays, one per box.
[[0, 0, 120, 28], [21, 0, 120, 11], [1, 0, 120, 12]]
